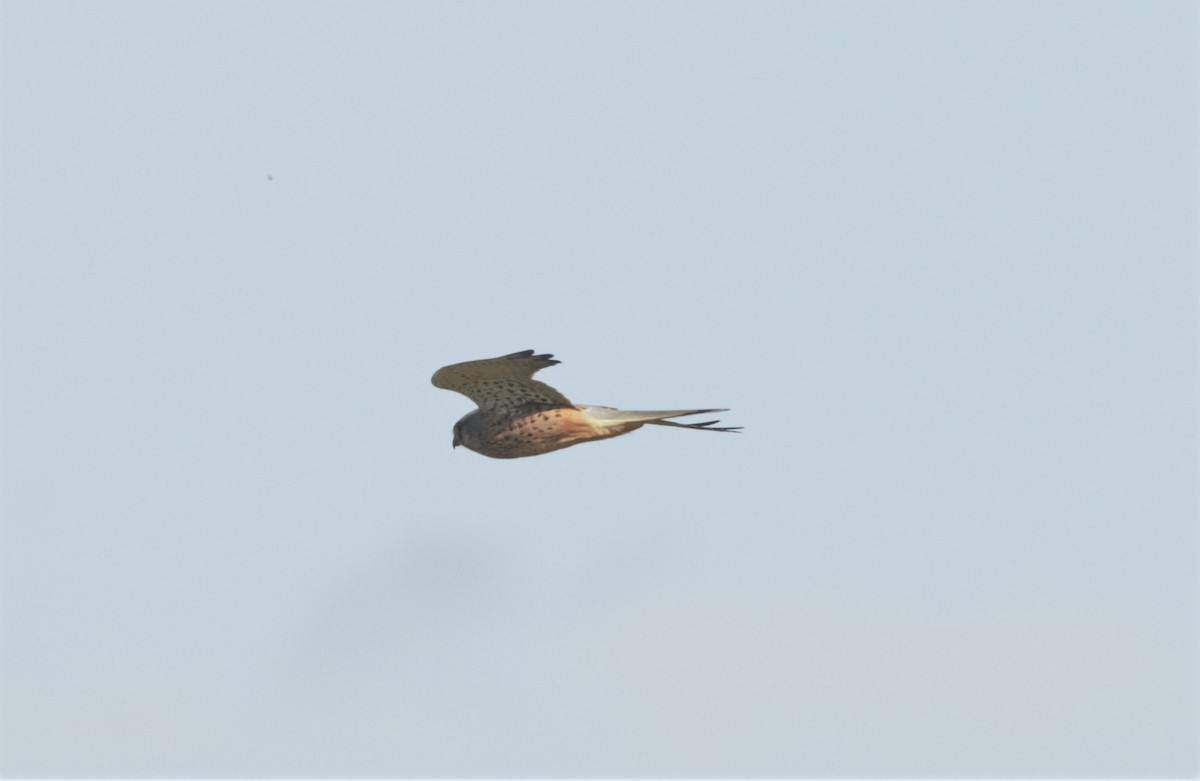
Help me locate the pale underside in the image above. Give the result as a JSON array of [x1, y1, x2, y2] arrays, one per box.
[[432, 350, 739, 459]]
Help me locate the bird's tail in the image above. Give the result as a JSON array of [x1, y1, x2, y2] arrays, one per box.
[[575, 405, 741, 432]]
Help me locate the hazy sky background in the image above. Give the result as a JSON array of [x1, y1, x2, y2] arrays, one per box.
[[2, 1, 1195, 777]]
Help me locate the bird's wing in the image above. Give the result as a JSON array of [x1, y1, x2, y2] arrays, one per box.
[[576, 405, 741, 432], [431, 350, 573, 409]]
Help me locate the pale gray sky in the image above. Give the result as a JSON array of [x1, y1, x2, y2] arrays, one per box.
[[1, 1, 1195, 777]]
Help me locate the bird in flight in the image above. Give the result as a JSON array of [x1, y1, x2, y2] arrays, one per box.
[[432, 350, 740, 459]]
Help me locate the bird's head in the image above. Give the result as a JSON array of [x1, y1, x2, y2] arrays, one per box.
[[452, 412, 478, 450]]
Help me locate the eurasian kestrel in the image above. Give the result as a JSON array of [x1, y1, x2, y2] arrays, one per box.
[[432, 350, 740, 459]]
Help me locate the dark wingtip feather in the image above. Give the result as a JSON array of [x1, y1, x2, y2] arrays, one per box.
[[503, 349, 560, 366], [673, 419, 742, 432]]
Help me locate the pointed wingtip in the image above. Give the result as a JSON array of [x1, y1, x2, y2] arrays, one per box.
[[503, 349, 559, 365]]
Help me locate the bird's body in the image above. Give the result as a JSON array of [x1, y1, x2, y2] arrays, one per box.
[[432, 350, 739, 459]]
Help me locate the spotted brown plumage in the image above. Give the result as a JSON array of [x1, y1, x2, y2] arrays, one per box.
[[432, 349, 740, 459]]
